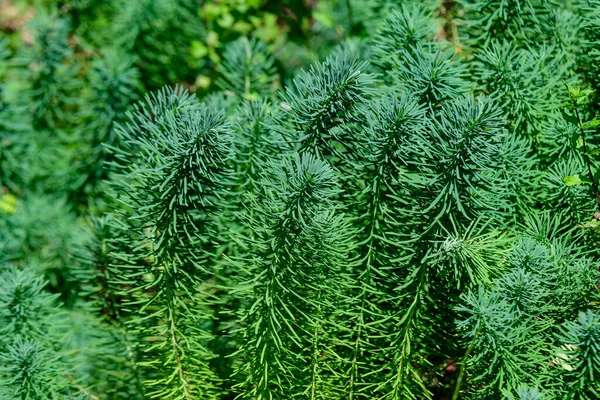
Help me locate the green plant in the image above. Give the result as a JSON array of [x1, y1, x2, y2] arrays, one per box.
[[1, 1, 599, 399]]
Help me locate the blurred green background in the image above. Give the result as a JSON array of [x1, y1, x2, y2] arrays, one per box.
[[0, 0, 442, 93]]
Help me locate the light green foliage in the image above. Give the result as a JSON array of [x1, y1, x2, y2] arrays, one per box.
[[504, 385, 547, 400]]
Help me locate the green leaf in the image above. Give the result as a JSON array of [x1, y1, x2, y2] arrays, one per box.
[[217, 12, 234, 29], [191, 41, 208, 59], [567, 84, 594, 104], [232, 21, 253, 34], [313, 11, 335, 28], [582, 119, 600, 130], [580, 219, 600, 229], [0, 193, 17, 214], [203, 3, 222, 21], [563, 174, 585, 186]]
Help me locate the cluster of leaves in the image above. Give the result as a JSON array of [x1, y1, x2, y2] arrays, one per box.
[[1, 0, 600, 399]]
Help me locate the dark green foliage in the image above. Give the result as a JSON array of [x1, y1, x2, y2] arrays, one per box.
[[1, 1, 600, 399], [458, 0, 551, 47], [373, 6, 435, 74], [282, 51, 374, 159], [13, 11, 81, 132], [556, 310, 600, 399], [110, 0, 203, 89], [395, 45, 468, 109], [0, 338, 67, 400], [73, 48, 140, 204], [216, 37, 279, 99]]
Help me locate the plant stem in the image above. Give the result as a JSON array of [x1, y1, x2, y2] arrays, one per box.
[[166, 277, 191, 400], [310, 321, 320, 400], [452, 332, 478, 400], [69, 375, 100, 400], [346, 0, 354, 34], [574, 106, 600, 209]]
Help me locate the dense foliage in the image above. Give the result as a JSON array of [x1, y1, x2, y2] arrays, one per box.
[[1, 0, 600, 399]]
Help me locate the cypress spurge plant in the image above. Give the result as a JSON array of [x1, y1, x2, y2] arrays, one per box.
[[0, 338, 68, 399], [457, 0, 550, 47], [13, 10, 81, 133], [231, 154, 355, 399], [282, 51, 374, 161], [455, 222, 599, 399], [372, 6, 435, 78], [216, 37, 279, 101], [0, 267, 74, 398], [72, 48, 140, 203], [416, 95, 510, 225], [556, 310, 600, 399], [340, 93, 428, 399], [472, 40, 570, 144], [74, 215, 146, 399], [394, 45, 468, 111], [108, 87, 231, 399], [0, 267, 64, 345]]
